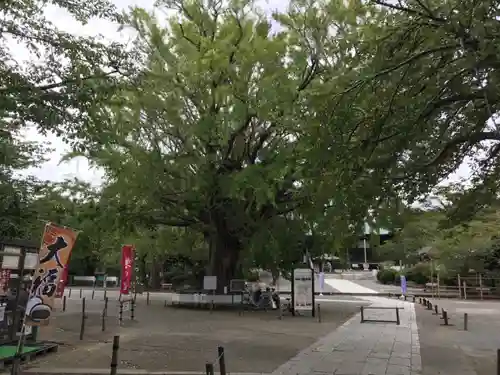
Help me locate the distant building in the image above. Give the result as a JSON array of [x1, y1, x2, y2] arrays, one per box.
[[346, 224, 394, 269]]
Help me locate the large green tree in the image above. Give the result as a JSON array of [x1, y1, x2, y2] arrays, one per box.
[[69, 0, 395, 290]]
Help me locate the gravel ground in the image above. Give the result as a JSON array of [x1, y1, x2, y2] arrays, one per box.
[[23, 297, 360, 374]]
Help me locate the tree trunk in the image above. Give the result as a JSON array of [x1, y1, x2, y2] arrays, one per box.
[[149, 258, 162, 290], [207, 230, 242, 293]]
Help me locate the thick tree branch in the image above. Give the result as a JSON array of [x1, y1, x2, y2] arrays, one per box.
[[426, 131, 500, 167]]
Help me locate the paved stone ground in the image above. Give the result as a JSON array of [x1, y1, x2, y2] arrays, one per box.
[[24, 296, 360, 374], [271, 301, 420, 375], [264, 278, 422, 375]]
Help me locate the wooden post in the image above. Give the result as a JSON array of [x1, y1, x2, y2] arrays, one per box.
[[396, 307, 400, 325], [458, 274, 462, 299], [317, 304, 321, 323], [92, 289, 95, 300], [218, 346, 226, 375], [147, 292, 150, 305], [430, 263, 435, 298], [464, 313, 468, 331], [437, 273, 441, 299], [360, 306, 365, 323], [79, 297, 86, 340], [479, 274, 484, 300], [434, 304, 438, 315], [463, 281, 467, 300], [63, 296, 67, 312], [110, 335, 120, 375], [69, 288, 72, 298]]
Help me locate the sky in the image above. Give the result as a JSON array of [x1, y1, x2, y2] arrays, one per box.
[[18, 0, 472, 187]]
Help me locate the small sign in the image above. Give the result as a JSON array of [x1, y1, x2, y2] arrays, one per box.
[[318, 272, 325, 295], [122, 301, 130, 311], [400, 275, 407, 295], [293, 268, 313, 311], [203, 276, 217, 291]]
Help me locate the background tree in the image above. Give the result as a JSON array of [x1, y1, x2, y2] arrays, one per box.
[[333, 0, 500, 221]]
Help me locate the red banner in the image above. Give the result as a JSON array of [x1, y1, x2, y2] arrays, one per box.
[[120, 245, 134, 295], [55, 264, 69, 298]]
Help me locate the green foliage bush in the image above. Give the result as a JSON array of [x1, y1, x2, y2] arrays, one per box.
[[404, 263, 430, 285], [377, 268, 399, 284]]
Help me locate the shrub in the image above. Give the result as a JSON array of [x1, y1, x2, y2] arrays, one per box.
[[404, 263, 430, 285], [377, 268, 398, 284]]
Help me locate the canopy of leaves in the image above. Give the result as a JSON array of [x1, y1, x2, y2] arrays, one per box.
[[0, 0, 132, 142], [323, 0, 500, 221]]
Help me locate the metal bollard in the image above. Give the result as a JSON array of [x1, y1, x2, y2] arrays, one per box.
[[131, 299, 135, 320], [360, 306, 365, 323], [110, 336, 120, 375], [63, 295, 67, 312], [79, 288, 82, 298], [105, 297, 109, 317], [205, 363, 214, 375], [79, 297, 86, 340], [92, 289, 95, 299], [464, 313, 468, 331], [218, 346, 226, 375], [101, 308, 106, 332], [442, 310, 449, 325], [434, 304, 438, 315], [119, 302, 123, 326], [147, 292, 150, 305], [428, 302, 433, 311], [497, 349, 500, 375], [396, 307, 400, 326], [317, 304, 321, 323], [69, 288, 72, 298]]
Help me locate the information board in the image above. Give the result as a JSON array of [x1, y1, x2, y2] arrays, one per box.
[[203, 276, 217, 291], [293, 268, 314, 311]]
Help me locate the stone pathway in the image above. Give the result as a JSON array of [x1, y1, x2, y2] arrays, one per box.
[[271, 278, 421, 375]]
